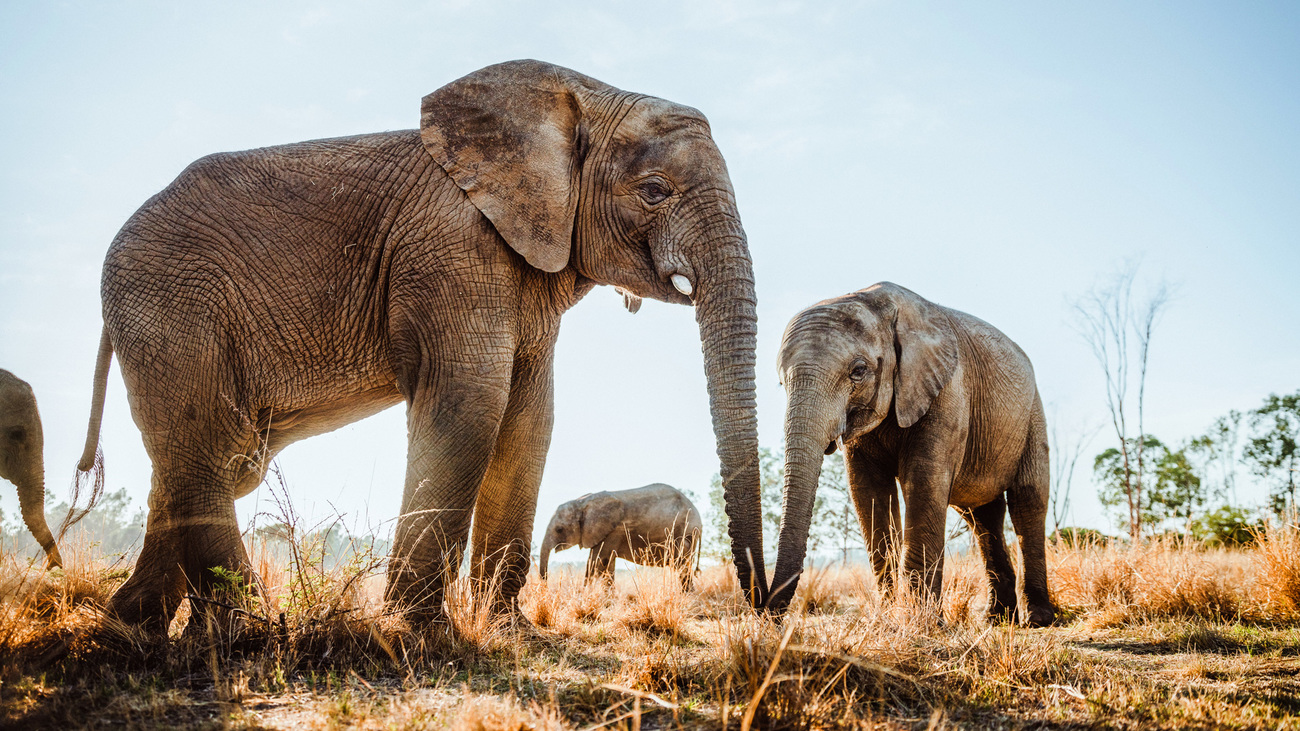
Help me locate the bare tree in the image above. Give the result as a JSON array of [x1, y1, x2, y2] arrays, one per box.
[[1072, 262, 1170, 541], [1048, 411, 1097, 538], [1133, 278, 1170, 529]]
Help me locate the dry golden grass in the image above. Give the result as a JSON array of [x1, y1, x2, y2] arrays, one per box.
[[5, 524, 1300, 729]]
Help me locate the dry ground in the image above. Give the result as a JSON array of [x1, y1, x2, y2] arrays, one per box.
[[4, 524, 1300, 730]]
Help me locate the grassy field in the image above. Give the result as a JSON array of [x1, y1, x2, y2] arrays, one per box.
[[3, 523, 1300, 730]]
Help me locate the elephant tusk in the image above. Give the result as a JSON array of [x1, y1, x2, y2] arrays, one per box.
[[671, 274, 693, 296]]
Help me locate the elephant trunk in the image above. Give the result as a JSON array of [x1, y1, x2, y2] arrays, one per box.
[[538, 522, 557, 580], [691, 228, 767, 608], [17, 465, 63, 570], [767, 377, 839, 613]]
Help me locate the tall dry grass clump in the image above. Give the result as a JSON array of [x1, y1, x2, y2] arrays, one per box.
[[1251, 518, 1300, 617], [519, 566, 613, 639], [616, 567, 695, 638], [1050, 536, 1247, 624]]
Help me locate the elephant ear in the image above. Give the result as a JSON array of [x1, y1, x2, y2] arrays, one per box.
[[420, 60, 601, 273], [885, 284, 959, 429], [581, 495, 626, 550]]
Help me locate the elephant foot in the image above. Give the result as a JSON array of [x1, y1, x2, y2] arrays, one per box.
[[401, 603, 452, 633], [505, 608, 548, 642], [105, 580, 181, 637], [1023, 603, 1057, 628]]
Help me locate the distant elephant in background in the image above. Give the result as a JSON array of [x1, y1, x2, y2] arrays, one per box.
[[539, 484, 702, 588], [0, 369, 63, 569], [767, 283, 1056, 626], [77, 59, 767, 631]]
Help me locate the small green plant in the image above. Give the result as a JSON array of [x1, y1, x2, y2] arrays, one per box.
[[207, 565, 251, 604]]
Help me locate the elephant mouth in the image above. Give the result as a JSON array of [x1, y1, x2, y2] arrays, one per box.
[[824, 440, 837, 455]]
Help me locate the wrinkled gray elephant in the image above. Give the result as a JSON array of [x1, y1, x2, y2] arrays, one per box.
[[77, 59, 768, 631], [0, 369, 63, 569], [768, 283, 1055, 626], [538, 484, 702, 588]]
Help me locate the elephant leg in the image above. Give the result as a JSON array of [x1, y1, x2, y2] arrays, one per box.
[[845, 444, 900, 599], [676, 533, 698, 591], [109, 460, 253, 631], [585, 546, 615, 584], [467, 349, 555, 613], [955, 494, 1018, 622], [105, 472, 188, 630], [599, 551, 617, 583], [385, 354, 511, 627], [898, 466, 957, 607], [1007, 406, 1056, 626]]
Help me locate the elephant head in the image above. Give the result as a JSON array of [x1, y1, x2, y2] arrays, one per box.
[[421, 61, 768, 606], [0, 370, 63, 569], [538, 494, 625, 579], [766, 283, 957, 611]]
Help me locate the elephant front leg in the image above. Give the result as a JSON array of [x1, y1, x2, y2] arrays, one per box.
[[898, 463, 957, 610], [585, 545, 616, 584], [467, 349, 556, 614], [846, 445, 900, 600], [385, 368, 511, 628], [676, 532, 700, 591]]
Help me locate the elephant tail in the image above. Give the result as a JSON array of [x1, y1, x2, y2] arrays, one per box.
[[62, 328, 113, 537], [694, 531, 702, 575]]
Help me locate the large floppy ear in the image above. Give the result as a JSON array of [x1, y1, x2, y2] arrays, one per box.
[[420, 60, 597, 273], [580, 495, 626, 550], [886, 284, 959, 429]]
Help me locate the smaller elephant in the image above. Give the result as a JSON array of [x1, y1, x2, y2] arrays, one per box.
[[538, 484, 702, 588], [768, 283, 1056, 626], [0, 369, 63, 568]]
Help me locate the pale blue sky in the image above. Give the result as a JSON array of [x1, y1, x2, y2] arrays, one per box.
[[1, 2, 1297, 549]]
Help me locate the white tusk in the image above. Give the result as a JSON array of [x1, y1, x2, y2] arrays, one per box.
[[671, 274, 693, 296]]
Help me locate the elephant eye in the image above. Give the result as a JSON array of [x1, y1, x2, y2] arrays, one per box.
[[637, 177, 673, 206], [7, 428, 24, 443], [849, 360, 869, 382]]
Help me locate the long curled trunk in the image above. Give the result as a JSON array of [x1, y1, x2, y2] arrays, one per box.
[[691, 231, 768, 608], [17, 466, 63, 569], [767, 380, 838, 612]]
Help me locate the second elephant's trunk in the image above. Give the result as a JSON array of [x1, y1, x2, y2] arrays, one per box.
[[767, 381, 840, 613]]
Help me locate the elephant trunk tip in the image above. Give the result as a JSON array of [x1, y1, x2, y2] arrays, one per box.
[[45, 544, 64, 570]]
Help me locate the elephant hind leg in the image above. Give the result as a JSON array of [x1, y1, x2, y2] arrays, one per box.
[[956, 495, 1018, 622], [107, 400, 262, 632], [107, 470, 253, 632], [1008, 419, 1056, 627], [105, 472, 188, 630]]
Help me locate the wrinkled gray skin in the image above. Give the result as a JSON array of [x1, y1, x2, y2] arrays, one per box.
[[0, 369, 63, 569], [538, 483, 702, 588], [77, 60, 767, 631], [769, 283, 1055, 626]]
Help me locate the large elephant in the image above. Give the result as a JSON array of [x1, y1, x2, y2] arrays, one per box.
[[0, 369, 63, 569], [538, 483, 702, 588], [767, 283, 1055, 626], [77, 60, 768, 630]]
